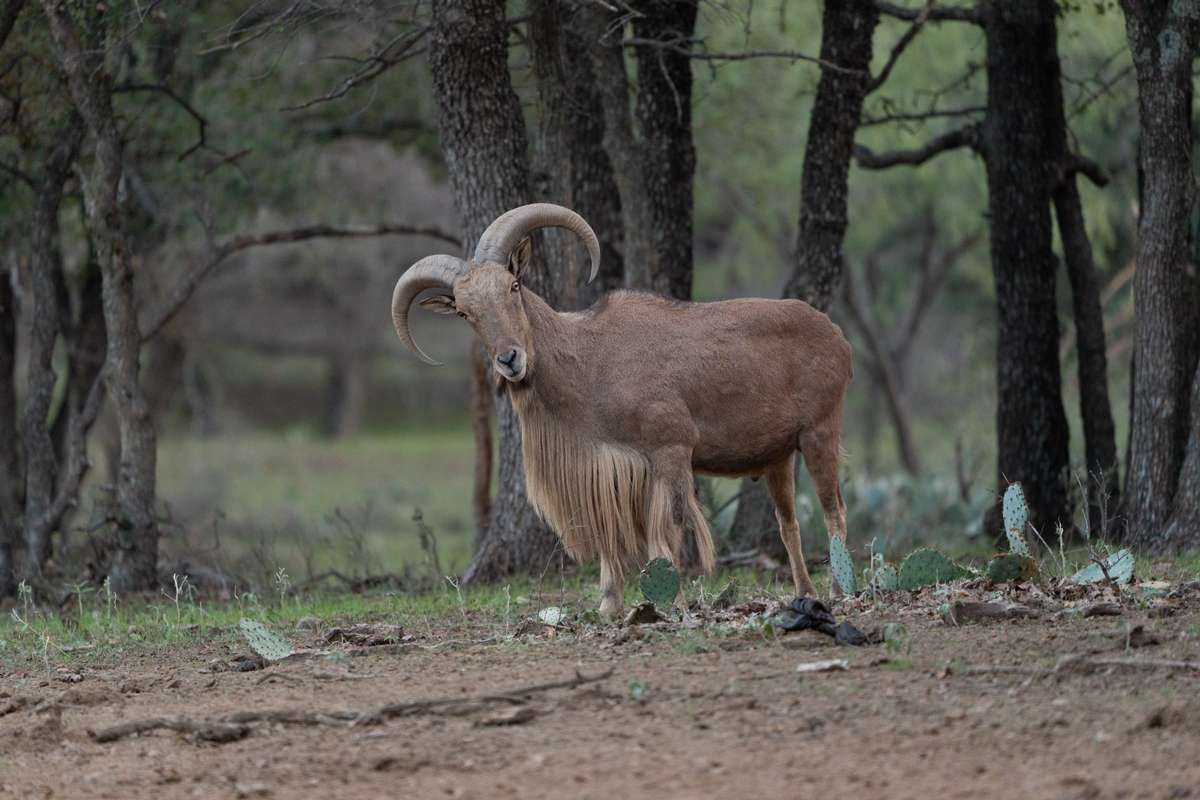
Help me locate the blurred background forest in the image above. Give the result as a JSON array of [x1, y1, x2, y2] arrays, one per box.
[[1, 0, 1196, 599]]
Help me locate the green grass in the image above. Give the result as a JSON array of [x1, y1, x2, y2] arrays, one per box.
[[150, 426, 478, 580]]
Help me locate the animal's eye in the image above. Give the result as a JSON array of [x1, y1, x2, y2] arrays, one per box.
[[456, 311, 467, 319], [511, 280, 520, 292]]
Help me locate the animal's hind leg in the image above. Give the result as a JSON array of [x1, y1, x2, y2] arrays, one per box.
[[765, 456, 817, 598], [647, 447, 703, 609], [800, 422, 849, 595]]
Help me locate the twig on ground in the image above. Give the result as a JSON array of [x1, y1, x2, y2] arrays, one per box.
[[89, 668, 614, 744], [952, 654, 1200, 680]]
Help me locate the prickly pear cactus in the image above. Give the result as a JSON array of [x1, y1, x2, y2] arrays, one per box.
[[828, 536, 857, 595], [1071, 548, 1134, 585], [1001, 482, 1030, 556], [898, 548, 968, 591], [238, 618, 295, 661], [871, 563, 901, 592], [986, 553, 1039, 584], [639, 557, 680, 607]]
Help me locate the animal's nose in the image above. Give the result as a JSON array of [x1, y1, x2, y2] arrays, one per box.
[[498, 349, 518, 366]]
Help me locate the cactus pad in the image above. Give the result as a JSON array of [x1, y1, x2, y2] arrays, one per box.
[[1001, 482, 1030, 556], [898, 548, 969, 590], [639, 557, 680, 607], [828, 536, 857, 595], [986, 553, 1039, 584], [238, 619, 295, 662], [869, 563, 900, 592], [1071, 548, 1134, 585]]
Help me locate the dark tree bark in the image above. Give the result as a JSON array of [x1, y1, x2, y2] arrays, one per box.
[[0, 258, 19, 595], [429, 0, 561, 584], [630, 0, 698, 300], [1044, 26, 1120, 529], [42, 0, 161, 591], [979, 0, 1071, 537], [19, 114, 81, 580], [575, 3, 656, 290], [470, 340, 492, 542], [732, 0, 879, 559], [529, 0, 625, 306], [323, 352, 367, 438], [1119, 1, 1200, 552]]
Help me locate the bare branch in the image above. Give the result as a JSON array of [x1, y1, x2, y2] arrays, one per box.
[[860, 104, 986, 128], [873, 0, 980, 24], [620, 36, 866, 76], [853, 123, 980, 169], [1062, 152, 1109, 189], [140, 222, 460, 342], [113, 83, 208, 161], [282, 27, 430, 112], [866, 0, 931, 94]]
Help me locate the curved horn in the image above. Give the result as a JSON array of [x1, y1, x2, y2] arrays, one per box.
[[474, 203, 601, 284], [391, 254, 469, 366]]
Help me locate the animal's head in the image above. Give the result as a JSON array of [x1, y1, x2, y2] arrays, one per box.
[[391, 203, 599, 384]]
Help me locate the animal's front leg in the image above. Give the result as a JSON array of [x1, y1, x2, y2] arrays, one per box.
[[646, 446, 697, 611], [599, 556, 624, 620]]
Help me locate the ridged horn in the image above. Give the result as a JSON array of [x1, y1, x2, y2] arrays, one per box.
[[474, 203, 601, 283], [391, 254, 469, 365]]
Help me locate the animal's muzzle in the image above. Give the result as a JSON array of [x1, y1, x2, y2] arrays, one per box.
[[494, 347, 527, 382]]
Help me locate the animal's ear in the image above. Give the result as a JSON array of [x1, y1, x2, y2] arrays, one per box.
[[418, 294, 458, 315], [508, 237, 532, 279]]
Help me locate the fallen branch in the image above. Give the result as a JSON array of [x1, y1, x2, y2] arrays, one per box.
[[952, 654, 1200, 680], [88, 668, 614, 744]]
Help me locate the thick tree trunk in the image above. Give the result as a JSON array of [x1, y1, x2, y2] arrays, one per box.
[[1045, 27, 1120, 529], [576, 4, 656, 290], [324, 352, 366, 438], [0, 261, 19, 595], [429, 0, 561, 584], [732, 0, 878, 559], [470, 340, 492, 542], [980, 0, 1071, 536], [529, 0, 625, 306], [19, 116, 81, 579], [1119, 1, 1200, 552], [43, 0, 161, 591], [631, 0, 698, 300]]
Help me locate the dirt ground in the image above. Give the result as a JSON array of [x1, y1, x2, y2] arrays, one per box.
[[3, 592, 1200, 800]]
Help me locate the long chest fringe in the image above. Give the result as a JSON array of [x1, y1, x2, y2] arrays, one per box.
[[515, 409, 653, 569]]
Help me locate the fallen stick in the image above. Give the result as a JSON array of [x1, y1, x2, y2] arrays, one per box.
[[954, 654, 1200, 680], [88, 667, 614, 744]]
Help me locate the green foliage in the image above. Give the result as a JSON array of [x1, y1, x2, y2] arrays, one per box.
[[986, 553, 1040, 584], [640, 558, 681, 607], [1002, 482, 1031, 556], [237, 619, 295, 661], [898, 548, 971, 590], [864, 554, 901, 593], [828, 536, 858, 595]]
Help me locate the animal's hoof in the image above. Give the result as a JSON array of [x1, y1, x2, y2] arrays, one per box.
[[599, 598, 624, 621]]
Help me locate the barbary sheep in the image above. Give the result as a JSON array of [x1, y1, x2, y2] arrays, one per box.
[[392, 203, 853, 617]]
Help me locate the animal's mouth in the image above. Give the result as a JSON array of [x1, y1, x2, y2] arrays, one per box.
[[494, 348, 527, 382]]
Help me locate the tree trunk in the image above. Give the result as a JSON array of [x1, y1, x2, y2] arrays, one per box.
[[1045, 24, 1120, 529], [1119, 1, 1200, 552], [631, 0, 698, 300], [19, 114, 81, 580], [980, 0, 1071, 537], [43, 0, 161, 591], [324, 352, 367, 438], [732, 0, 879, 559], [470, 340, 492, 543], [429, 0, 561, 584], [529, 0, 625, 306], [0, 259, 19, 595], [576, 3, 655, 290]]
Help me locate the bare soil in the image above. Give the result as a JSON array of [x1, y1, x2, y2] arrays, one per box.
[[3, 593, 1200, 800]]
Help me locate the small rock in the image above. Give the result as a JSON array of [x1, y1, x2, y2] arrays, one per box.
[[795, 659, 849, 673], [235, 781, 271, 798], [477, 706, 537, 727]]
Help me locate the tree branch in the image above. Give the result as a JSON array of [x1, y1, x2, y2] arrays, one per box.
[[1061, 152, 1109, 189], [867, 0, 931, 94], [113, 83, 208, 161], [282, 27, 430, 112], [860, 104, 986, 128], [873, 0, 980, 24], [140, 222, 460, 342], [620, 36, 866, 76], [853, 123, 980, 169]]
